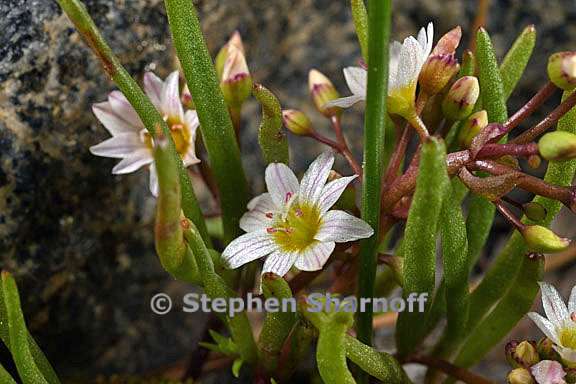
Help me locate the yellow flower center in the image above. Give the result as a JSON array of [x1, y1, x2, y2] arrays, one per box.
[[386, 81, 417, 119], [267, 195, 321, 252], [142, 116, 191, 157], [559, 326, 576, 349]]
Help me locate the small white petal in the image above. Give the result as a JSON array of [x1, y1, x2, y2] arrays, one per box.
[[89, 133, 144, 158], [299, 151, 334, 206], [540, 282, 569, 326], [343, 67, 367, 97], [394, 36, 420, 91], [108, 90, 142, 128], [531, 360, 567, 384], [222, 231, 278, 269], [262, 250, 298, 277], [318, 175, 358, 214], [161, 71, 184, 121], [143, 71, 164, 109], [265, 163, 300, 208], [92, 102, 138, 135], [315, 210, 374, 243], [388, 41, 403, 89], [182, 110, 201, 166], [425, 22, 434, 57], [294, 241, 335, 271], [569, 285, 576, 314], [149, 163, 159, 197], [240, 193, 276, 232], [325, 95, 364, 109], [527, 312, 561, 344], [184, 109, 200, 131], [554, 345, 576, 366], [111, 149, 153, 174]]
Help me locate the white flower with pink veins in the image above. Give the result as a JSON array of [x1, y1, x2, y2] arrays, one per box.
[[89, 71, 200, 196], [222, 152, 374, 277]]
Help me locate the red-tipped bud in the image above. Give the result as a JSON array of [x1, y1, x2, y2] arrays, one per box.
[[282, 109, 313, 136], [548, 51, 576, 90], [442, 76, 479, 120], [458, 110, 488, 148], [308, 69, 341, 118], [419, 54, 460, 95]]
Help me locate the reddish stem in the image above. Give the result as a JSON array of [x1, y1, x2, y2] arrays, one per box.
[[476, 143, 539, 158], [494, 199, 526, 230], [503, 81, 557, 133], [406, 355, 495, 384]]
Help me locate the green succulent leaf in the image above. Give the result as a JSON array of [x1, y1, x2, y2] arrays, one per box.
[[351, 0, 369, 62], [500, 25, 536, 101]]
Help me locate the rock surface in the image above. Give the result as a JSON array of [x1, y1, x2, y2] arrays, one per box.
[[1, 0, 575, 380]]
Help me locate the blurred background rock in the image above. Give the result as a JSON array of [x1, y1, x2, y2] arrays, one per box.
[[1, 0, 576, 381]]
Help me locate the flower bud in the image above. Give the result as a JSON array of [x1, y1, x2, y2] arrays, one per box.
[[442, 76, 479, 120], [539, 131, 576, 161], [308, 69, 341, 118], [547, 52, 576, 90], [527, 155, 542, 170], [506, 340, 540, 368], [537, 338, 561, 361], [507, 368, 535, 384], [523, 202, 548, 223], [419, 54, 460, 95], [521, 225, 571, 253], [216, 31, 245, 80], [181, 84, 195, 109], [220, 45, 252, 107], [458, 110, 488, 148], [282, 109, 313, 136], [431, 26, 462, 56]]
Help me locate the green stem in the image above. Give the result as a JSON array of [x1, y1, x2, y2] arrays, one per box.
[[356, 0, 391, 349], [164, 0, 250, 244], [56, 0, 209, 244]]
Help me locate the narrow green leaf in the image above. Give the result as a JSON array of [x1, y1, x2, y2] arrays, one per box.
[[1, 272, 48, 384], [465, 195, 495, 266], [56, 0, 209, 244], [438, 179, 470, 354], [396, 137, 449, 357], [345, 337, 411, 383], [356, 0, 391, 347], [458, 50, 475, 77], [317, 311, 355, 384], [454, 255, 543, 367], [499, 25, 536, 101], [350, 0, 369, 62], [257, 275, 296, 373], [252, 84, 289, 164], [164, 0, 250, 243], [0, 362, 16, 384]]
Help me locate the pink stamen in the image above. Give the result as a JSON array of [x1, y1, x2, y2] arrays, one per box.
[[294, 208, 303, 217], [571, 312, 576, 322], [267, 227, 292, 234], [266, 227, 277, 234], [265, 212, 274, 218], [285, 192, 293, 203]]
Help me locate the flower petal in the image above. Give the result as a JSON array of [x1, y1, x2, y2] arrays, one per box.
[[143, 71, 164, 109], [161, 71, 184, 121], [111, 149, 153, 174], [527, 312, 561, 344], [343, 67, 367, 97], [324, 95, 364, 109], [89, 133, 144, 158], [425, 22, 434, 57], [92, 102, 138, 135], [554, 345, 576, 367], [222, 231, 278, 269], [294, 241, 335, 271], [531, 360, 567, 384], [182, 110, 201, 166], [394, 36, 420, 91], [108, 90, 142, 128], [318, 175, 358, 214], [315, 210, 374, 243], [240, 193, 276, 232], [265, 163, 300, 208], [149, 163, 159, 197], [262, 250, 298, 277], [569, 285, 576, 314], [540, 282, 569, 326], [299, 151, 334, 206], [388, 40, 403, 90]]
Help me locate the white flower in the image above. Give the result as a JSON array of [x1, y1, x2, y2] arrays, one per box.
[[326, 22, 434, 109], [222, 152, 374, 277], [531, 360, 567, 384], [89, 71, 200, 196], [528, 282, 576, 367]]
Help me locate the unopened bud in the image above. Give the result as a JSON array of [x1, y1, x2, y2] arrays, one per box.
[[537, 338, 561, 361], [527, 155, 542, 169], [308, 69, 341, 117], [379, 254, 403, 287], [442, 76, 479, 120], [220, 46, 252, 107], [521, 225, 571, 253], [523, 202, 547, 223], [539, 131, 576, 161], [419, 54, 460, 95], [506, 340, 540, 368], [216, 31, 245, 80], [181, 84, 195, 109], [548, 52, 576, 90], [507, 368, 535, 384], [282, 109, 313, 136], [458, 110, 488, 148]]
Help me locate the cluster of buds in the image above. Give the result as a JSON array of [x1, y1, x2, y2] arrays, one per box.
[[216, 31, 253, 108], [506, 339, 574, 384]]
